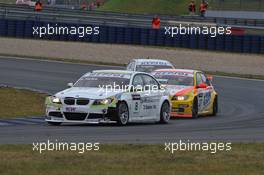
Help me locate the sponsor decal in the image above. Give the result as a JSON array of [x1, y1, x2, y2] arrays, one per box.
[[153, 71, 194, 77], [140, 97, 156, 103], [140, 61, 169, 66], [65, 107, 76, 112], [84, 73, 131, 79], [132, 94, 141, 101], [143, 104, 157, 110], [203, 91, 211, 107]]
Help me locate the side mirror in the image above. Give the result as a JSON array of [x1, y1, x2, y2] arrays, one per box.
[[160, 84, 167, 90], [207, 75, 213, 81], [197, 83, 207, 89], [67, 83, 73, 88]]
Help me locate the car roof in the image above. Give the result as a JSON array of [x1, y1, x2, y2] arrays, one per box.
[[133, 59, 173, 65]]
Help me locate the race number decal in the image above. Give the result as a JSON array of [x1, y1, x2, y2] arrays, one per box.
[[134, 101, 139, 112], [198, 93, 203, 110], [132, 94, 141, 113]]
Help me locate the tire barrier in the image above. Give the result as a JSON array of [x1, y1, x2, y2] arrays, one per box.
[[0, 18, 263, 54]]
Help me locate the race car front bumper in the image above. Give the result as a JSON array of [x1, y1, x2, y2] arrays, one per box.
[[45, 105, 118, 124], [170, 99, 193, 118]]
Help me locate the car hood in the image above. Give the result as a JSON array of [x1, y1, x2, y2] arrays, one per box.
[[165, 85, 194, 96], [55, 87, 123, 99]]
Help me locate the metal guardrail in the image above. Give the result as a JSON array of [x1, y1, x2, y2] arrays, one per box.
[[0, 3, 264, 29]]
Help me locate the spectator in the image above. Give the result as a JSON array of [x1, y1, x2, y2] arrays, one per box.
[[200, 0, 207, 17], [188, 1, 196, 15], [89, 1, 95, 11], [152, 15, 160, 29], [35, 0, 42, 12], [81, 1, 87, 10], [96, 0, 103, 8]]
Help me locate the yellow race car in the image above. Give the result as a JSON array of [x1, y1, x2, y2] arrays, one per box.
[[152, 69, 218, 118]]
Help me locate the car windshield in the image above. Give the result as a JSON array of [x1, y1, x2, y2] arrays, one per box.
[[153, 72, 194, 86], [74, 73, 131, 88], [136, 65, 173, 73]]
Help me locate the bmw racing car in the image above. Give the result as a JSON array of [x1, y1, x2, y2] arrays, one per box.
[[152, 69, 218, 118], [45, 70, 171, 125], [126, 59, 175, 73]]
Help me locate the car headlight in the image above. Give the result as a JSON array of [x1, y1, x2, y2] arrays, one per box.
[[93, 98, 113, 105], [51, 96, 61, 104], [172, 95, 189, 101]]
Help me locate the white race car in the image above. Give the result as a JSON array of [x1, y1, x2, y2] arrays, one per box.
[[126, 59, 175, 73], [45, 70, 171, 126]]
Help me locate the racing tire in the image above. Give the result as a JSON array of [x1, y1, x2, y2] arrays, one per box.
[[117, 102, 129, 126], [159, 101, 171, 124], [212, 96, 218, 116], [192, 98, 198, 119], [47, 122, 62, 126]]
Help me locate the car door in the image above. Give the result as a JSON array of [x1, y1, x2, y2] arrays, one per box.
[[200, 73, 213, 111], [196, 72, 205, 112], [141, 74, 161, 119], [131, 74, 145, 118]]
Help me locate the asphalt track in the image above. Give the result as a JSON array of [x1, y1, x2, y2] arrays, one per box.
[[0, 57, 264, 144]]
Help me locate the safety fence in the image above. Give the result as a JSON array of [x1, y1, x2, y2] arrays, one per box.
[[0, 18, 263, 54]]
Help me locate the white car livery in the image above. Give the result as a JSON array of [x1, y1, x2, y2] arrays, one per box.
[[45, 70, 171, 125], [126, 59, 175, 73]]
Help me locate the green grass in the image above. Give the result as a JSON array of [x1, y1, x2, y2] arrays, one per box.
[[0, 87, 46, 118], [99, 0, 191, 15], [99, 0, 264, 15], [210, 0, 264, 11], [0, 144, 263, 175], [0, 0, 16, 4]]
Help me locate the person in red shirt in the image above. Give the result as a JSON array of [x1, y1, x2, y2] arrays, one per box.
[[200, 1, 207, 17], [35, 0, 42, 12], [152, 15, 160, 29], [189, 1, 196, 15]]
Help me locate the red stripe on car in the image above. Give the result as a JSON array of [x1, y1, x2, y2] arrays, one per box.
[[175, 86, 194, 96]]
